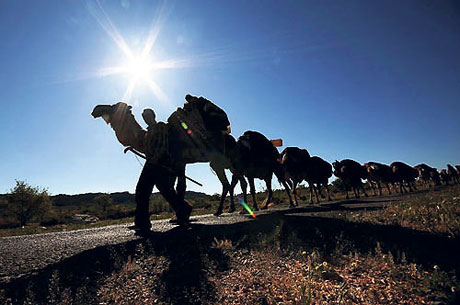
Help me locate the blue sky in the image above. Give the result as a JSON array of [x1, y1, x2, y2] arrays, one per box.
[[1, 0, 459, 195]]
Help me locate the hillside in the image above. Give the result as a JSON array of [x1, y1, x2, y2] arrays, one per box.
[[0, 191, 213, 207]]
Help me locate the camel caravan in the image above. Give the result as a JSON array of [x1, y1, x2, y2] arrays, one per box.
[[92, 95, 460, 233]]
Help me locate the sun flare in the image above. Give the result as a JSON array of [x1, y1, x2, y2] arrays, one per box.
[[89, 1, 173, 103], [123, 55, 153, 81]]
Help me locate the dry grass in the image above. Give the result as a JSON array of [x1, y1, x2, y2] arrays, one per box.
[[345, 186, 460, 238], [209, 244, 457, 305], [90, 239, 459, 305], [97, 255, 169, 305]]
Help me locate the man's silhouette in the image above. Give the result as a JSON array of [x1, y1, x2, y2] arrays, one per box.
[[134, 108, 192, 233]]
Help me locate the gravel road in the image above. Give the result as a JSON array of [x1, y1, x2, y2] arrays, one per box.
[[0, 196, 394, 282], [0, 210, 259, 281]]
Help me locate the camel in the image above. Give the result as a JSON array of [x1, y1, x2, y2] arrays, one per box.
[[364, 162, 394, 196], [279, 147, 332, 204], [92, 95, 235, 229], [440, 169, 450, 185], [332, 159, 368, 199], [215, 131, 295, 215], [447, 164, 459, 184], [390, 162, 418, 193], [305, 156, 333, 203], [279, 147, 311, 205], [414, 163, 440, 187]]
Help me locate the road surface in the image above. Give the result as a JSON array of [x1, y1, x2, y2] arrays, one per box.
[[0, 195, 395, 282]]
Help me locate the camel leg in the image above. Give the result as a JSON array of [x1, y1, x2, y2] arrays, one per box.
[[373, 182, 379, 196], [238, 176, 249, 214], [280, 179, 295, 207], [361, 184, 368, 197], [317, 183, 326, 199], [353, 186, 360, 199], [317, 184, 322, 202], [377, 181, 382, 196], [369, 182, 377, 196], [402, 183, 408, 193], [309, 182, 314, 204], [325, 183, 332, 201], [213, 164, 231, 216], [240, 177, 248, 204], [290, 179, 299, 206], [407, 181, 414, 192], [345, 185, 350, 200], [371, 182, 378, 196], [313, 184, 320, 204], [274, 169, 295, 207], [261, 176, 273, 209], [248, 178, 259, 211], [392, 183, 399, 193], [386, 183, 392, 195], [228, 174, 240, 213]]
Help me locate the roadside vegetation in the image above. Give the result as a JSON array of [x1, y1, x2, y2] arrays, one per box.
[[0, 180, 224, 237], [343, 187, 460, 239]]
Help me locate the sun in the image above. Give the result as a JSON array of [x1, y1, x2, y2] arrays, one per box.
[[123, 55, 153, 81], [90, 1, 177, 103]]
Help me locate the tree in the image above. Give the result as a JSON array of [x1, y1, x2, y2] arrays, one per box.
[[93, 193, 113, 214], [331, 178, 346, 192], [7, 180, 51, 227]]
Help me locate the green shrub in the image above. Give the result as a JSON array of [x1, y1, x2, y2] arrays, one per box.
[[6, 180, 51, 227]]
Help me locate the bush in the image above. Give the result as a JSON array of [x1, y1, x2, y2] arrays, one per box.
[[93, 194, 113, 218], [150, 198, 171, 214], [330, 178, 346, 193], [7, 180, 51, 227]]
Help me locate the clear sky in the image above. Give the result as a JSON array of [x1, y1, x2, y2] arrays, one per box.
[[1, 0, 459, 195]]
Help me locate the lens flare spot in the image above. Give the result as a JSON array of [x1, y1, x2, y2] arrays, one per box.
[[240, 200, 256, 218]]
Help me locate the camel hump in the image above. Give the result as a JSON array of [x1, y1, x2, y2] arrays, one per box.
[[280, 147, 310, 165], [168, 95, 230, 138], [238, 131, 279, 162], [168, 106, 207, 139], [239, 131, 270, 150]]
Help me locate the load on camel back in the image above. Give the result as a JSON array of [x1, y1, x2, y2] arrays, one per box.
[[166, 94, 232, 164]]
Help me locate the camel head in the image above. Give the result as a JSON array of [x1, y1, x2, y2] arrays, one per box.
[[447, 164, 456, 174], [332, 160, 343, 177], [92, 102, 146, 153], [364, 163, 374, 174], [332, 160, 341, 170]]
